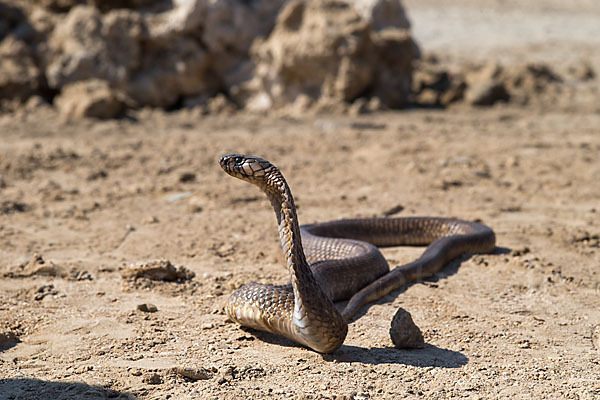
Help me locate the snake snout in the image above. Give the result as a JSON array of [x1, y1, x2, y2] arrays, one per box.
[[220, 154, 271, 180], [219, 154, 245, 176], [219, 154, 242, 168]]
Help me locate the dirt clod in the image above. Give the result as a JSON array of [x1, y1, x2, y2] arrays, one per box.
[[169, 366, 213, 381], [5, 254, 67, 278], [0, 201, 29, 214], [121, 260, 195, 282], [142, 372, 162, 385], [33, 284, 59, 301]]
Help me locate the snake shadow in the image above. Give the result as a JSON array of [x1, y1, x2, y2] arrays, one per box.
[[331, 344, 468, 368], [244, 329, 468, 368], [0, 378, 138, 400]]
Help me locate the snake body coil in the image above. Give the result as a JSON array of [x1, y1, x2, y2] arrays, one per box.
[[219, 154, 496, 353]]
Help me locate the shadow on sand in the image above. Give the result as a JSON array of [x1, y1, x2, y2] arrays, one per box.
[[0, 378, 138, 400], [329, 343, 468, 367], [346, 246, 511, 321], [244, 328, 468, 368]]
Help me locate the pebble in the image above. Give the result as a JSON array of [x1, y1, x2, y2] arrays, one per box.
[[167, 192, 191, 202], [19, 253, 67, 278], [466, 81, 509, 106], [142, 372, 162, 384], [0, 331, 19, 349], [121, 259, 195, 281], [179, 172, 196, 183], [34, 284, 59, 301], [169, 366, 212, 381], [137, 303, 158, 313], [389, 308, 425, 349], [143, 216, 159, 224]]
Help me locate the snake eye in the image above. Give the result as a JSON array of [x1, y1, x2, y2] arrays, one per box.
[[233, 156, 244, 165]]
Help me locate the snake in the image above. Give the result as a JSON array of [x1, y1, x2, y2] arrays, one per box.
[[219, 154, 496, 353]]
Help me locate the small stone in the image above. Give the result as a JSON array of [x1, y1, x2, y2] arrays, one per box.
[[142, 372, 162, 384], [0, 331, 19, 349], [169, 366, 212, 381], [569, 61, 595, 81], [389, 307, 424, 349], [187, 197, 203, 213], [214, 244, 235, 258], [179, 172, 196, 183], [416, 88, 439, 106], [137, 303, 158, 313], [383, 204, 405, 216], [87, 169, 108, 181], [592, 325, 600, 351], [6, 253, 67, 279], [72, 270, 93, 281], [0, 200, 28, 214], [33, 284, 60, 301], [511, 247, 530, 257], [167, 192, 192, 202], [466, 81, 509, 106], [121, 260, 195, 281], [143, 216, 159, 224], [218, 365, 236, 383]]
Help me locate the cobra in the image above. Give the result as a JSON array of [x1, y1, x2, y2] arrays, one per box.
[[219, 154, 495, 353]]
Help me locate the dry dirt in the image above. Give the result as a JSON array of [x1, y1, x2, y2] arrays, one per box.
[[1, 1, 600, 399]]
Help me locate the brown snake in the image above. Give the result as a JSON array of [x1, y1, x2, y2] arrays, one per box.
[[219, 154, 496, 353]]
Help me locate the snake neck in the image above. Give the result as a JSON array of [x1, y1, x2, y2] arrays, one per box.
[[262, 170, 347, 352], [263, 172, 316, 304]]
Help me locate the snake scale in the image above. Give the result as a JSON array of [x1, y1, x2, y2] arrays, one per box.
[[220, 154, 496, 353]]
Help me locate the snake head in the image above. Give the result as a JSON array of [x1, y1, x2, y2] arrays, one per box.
[[219, 154, 275, 182]]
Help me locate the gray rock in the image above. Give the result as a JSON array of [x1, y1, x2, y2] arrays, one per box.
[[389, 307, 424, 349], [137, 303, 158, 313], [0, 330, 19, 349], [142, 372, 162, 384]]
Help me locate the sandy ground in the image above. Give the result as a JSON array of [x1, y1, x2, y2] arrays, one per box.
[[1, 1, 600, 399]]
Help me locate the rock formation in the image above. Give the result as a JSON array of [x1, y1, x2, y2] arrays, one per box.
[[0, 0, 417, 117]]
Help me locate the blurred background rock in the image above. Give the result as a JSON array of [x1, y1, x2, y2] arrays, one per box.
[[0, 0, 597, 119], [0, 0, 417, 118]]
